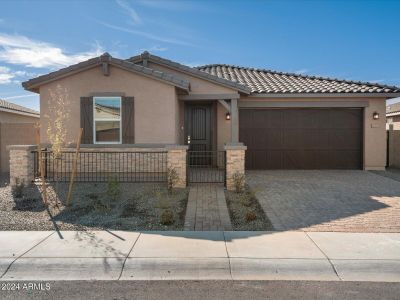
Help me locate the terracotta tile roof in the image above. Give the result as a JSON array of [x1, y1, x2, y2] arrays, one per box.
[[197, 64, 400, 95], [0, 99, 39, 116]]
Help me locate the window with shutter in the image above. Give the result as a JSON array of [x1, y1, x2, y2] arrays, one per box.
[[81, 96, 134, 144], [93, 97, 121, 144]]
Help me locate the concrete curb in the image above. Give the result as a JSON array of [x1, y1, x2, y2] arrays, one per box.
[[2, 258, 124, 281], [0, 231, 399, 282]]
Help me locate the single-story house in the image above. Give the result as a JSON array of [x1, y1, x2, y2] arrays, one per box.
[[0, 100, 39, 173], [387, 102, 400, 130], [22, 51, 400, 171]]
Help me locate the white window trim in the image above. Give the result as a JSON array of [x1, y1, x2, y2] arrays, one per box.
[[93, 96, 122, 144]]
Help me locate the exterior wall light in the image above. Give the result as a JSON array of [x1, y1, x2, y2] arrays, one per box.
[[226, 112, 231, 120], [373, 112, 379, 120]]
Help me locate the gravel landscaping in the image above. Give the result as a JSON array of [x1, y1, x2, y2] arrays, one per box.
[[225, 185, 273, 231], [0, 174, 188, 231]]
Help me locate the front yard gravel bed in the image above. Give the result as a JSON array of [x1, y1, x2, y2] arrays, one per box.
[[225, 186, 274, 231], [0, 177, 188, 231]]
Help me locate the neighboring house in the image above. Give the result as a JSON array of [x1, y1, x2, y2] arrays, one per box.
[[22, 51, 400, 171], [0, 100, 39, 173], [386, 102, 400, 130]]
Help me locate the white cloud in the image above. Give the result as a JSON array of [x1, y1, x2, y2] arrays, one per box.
[[3, 93, 38, 100], [0, 33, 104, 68], [97, 21, 194, 46], [0, 64, 41, 85], [116, 0, 142, 25], [140, 45, 168, 52], [135, 0, 204, 12], [0, 66, 14, 84]]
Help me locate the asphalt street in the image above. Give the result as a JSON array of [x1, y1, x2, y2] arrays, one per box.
[[1, 280, 400, 300]]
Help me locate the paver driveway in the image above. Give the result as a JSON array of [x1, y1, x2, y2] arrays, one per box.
[[247, 170, 400, 232]]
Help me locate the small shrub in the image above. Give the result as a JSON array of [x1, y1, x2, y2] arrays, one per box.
[[239, 193, 252, 207], [86, 193, 99, 201], [93, 201, 109, 213], [106, 177, 120, 205], [12, 178, 25, 198], [156, 198, 171, 209], [167, 167, 179, 193], [160, 209, 174, 225], [232, 172, 245, 193], [119, 200, 137, 218], [245, 211, 257, 222]]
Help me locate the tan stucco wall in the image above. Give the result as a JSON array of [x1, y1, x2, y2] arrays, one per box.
[[236, 96, 388, 170], [363, 98, 387, 170], [217, 102, 231, 150], [387, 115, 400, 130], [39, 65, 178, 145], [0, 110, 38, 123], [147, 62, 237, 94], [0, 123, 38, 173], [0, 111, 38, 172], [388, 129, 400, 168]]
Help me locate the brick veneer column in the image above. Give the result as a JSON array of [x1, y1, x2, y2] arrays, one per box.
[[166, 145, 188, 188], [225, 143, 247, 191], [8, 145, 36, 186]]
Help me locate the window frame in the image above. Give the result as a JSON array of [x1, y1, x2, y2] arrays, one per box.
[[93, 96, 122, 144]]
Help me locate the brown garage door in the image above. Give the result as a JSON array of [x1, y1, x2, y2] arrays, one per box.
[[239, 108, 363, 170]]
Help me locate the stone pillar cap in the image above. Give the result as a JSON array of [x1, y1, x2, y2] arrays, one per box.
[[165, 145, 189, 150], [7, 145, 37, 151], [224, 143, 247, 150]]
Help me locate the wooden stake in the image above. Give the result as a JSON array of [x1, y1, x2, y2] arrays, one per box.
[[66, 128, 83, 207], [35, 128, 48, 205]]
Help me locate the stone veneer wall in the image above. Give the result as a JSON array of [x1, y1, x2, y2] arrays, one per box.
[[225, 143, 247, 191], [166, 145, 188, 188], [8, 145, 36, 186], [9, 145, 188, 188]]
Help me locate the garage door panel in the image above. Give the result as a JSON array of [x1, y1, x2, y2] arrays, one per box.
[[330, 110, 362, 129], [331, 150, 361, 169], [283, 150, 316, 169], [240, 108, 362, 170], [330, 129, 362, 149]]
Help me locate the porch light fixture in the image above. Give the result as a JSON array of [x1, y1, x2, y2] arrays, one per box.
[[373, 112, 379, 120], [226, 112, 231, 120]]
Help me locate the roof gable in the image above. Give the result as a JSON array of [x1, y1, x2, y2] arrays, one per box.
[[128, 52, 251, 94], [197, 64, 400, 95], [22, 53, 190, 93]]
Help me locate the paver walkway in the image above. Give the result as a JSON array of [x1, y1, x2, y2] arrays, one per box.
[[247, 170, 400, 232], [184, 184, 232, 231]]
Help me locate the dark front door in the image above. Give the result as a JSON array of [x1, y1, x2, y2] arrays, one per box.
[[185, 104, 212, 151], [240, 108, 363, 170]]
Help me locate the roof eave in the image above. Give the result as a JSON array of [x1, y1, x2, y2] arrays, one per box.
[[0, 106, 40, 118]]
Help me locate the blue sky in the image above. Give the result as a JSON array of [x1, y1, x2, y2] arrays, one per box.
[[1, 0, 399, 111]]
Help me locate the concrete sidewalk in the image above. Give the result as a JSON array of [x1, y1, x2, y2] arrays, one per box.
[[0, 231, 399, 282]]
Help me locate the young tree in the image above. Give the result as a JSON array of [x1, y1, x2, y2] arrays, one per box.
[[45, 84, 70, 206]]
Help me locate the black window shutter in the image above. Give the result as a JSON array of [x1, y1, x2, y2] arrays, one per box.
[[80, 97, 93, 144], [122, 97, 135, 144]]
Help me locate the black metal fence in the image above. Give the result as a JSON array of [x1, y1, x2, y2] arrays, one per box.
[[187, 151, 226, 184], [32, 150, 167, 183]]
